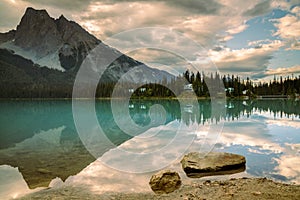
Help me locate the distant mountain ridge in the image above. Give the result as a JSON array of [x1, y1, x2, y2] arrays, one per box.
[[0, 7, 174, 98]]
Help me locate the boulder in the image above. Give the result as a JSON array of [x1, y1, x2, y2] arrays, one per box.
[[149, 170, 181, 194], [181, 152, 246, 178]]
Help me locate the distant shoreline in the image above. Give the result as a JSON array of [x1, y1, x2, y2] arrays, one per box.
[[0, 96, 298, 101]]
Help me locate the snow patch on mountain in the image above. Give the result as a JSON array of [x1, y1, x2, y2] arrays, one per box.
[[0, 41, 65, 71]]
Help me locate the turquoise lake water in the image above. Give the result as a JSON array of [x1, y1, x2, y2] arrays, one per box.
[[0, 99, 299, 199]]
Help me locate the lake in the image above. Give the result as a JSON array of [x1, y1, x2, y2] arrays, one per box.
[[0, 99, 299, 199]]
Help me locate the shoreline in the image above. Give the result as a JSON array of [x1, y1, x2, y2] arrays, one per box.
[[18, 177, 300, 200], [0, 97, 298, 101]]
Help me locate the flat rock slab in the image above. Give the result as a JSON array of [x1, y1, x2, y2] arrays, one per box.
[[181, 152, 246, 178], [149, 170, 182, 194]]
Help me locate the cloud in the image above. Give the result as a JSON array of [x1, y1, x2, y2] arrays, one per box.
[[0, 0, 28, 32], [273, 13, 300, 40], [226, 23, 248, 35], [291, 5, 300, 14], [274, 153, 300, 184], [76, 1, 180, 38], [220, 115, 300, 184], [20, 0, 93, 11], [272, 143, 300, 184], [163, 0, 222, 14], [243, 0, 272, 16], [220, 119, 284, 154], [1, 0, 270, 48], [265, 65, 300, 76], [209, 40, 283, 76], [64, 120, 203, 191], [67, 0, 264, 48], [0, 0, 88, 32], [127, 49, 188, 74], [248, 39, 273, 47], [287, 40, 300, 50], [0, 165, 37, 199], [80, 2, 267, 75], [266, 119, 300, 129], [271, 6, 300, 50], [271, 0, 300, 11], [93, 0, 223, 14]]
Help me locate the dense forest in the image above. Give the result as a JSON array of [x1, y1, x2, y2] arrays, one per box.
[[180, 70, 300, 98], [0, 47, 299, 98], [130, 70, 300, 99]]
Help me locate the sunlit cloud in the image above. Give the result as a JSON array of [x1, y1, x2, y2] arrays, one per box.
[[273, 153, 300, 184], [273, 13, 300, 40], [220, 119, 285, 154], [8, 0, 16, 4], [0, 165, 43, 199], [286, 40, 300, 50], [265, 65, 300, 76], [209, 40, 283, 76], [271, 5, 300, 51], [226, 23, 248, 35]]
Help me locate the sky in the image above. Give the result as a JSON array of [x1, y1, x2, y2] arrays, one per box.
[[0, 0, 299, 81]]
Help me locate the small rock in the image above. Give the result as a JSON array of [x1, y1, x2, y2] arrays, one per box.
[[227, 192, 234, 197], [219, 182, 226, 186], [252, 191, 262, 196], [149, 170, 181, 194]]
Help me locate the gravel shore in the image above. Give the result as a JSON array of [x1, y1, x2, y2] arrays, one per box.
[[18, 177, 300, 200]]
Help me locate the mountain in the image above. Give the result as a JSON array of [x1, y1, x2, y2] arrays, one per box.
[[0, 7, 101, 71], [0, 7, 173, 98]]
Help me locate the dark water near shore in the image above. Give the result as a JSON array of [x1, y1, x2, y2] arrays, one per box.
[[0, 99, 299, 199]]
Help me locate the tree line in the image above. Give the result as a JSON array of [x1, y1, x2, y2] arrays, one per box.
[[2, 71, 299, 98], [131, 70, 300, 98]]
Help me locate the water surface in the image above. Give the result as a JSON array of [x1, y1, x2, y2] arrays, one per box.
[[0, 99, 299, 199]]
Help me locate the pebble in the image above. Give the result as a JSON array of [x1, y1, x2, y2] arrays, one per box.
[[227, 192, 234, 197], [219, 182, 226, 186], [252, 191, 262, 196]]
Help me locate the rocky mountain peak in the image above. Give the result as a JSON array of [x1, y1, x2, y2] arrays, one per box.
[[8, 7, 100, 70], [0, 30, 15, 44], [55, 14, 99, 47], [24, 7, 49, 17], [58, 14, 67, 21], [14, 7, 62, 58]]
